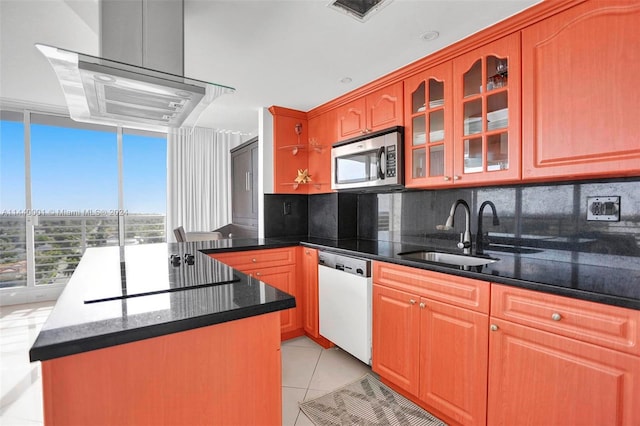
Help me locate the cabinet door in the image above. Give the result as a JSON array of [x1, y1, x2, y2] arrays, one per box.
[[404, 62, 454, 188], [336, 97, 366, 140], [366, 81, 403, 132], [453, 33, 521, 185], [522, 0, 640, 181], [336, 82, 403, 140], [419, 298, 488, 426], [487, 318, 640, 426], [245, 264, 299, 334], [300, 248, 319, 337], [372, 284, 420, 395], [231, 139, 258, 226]]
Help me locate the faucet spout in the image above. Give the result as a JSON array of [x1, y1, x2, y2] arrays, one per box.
[[476, 201, 500, 255], [440, 199, 472, 254]]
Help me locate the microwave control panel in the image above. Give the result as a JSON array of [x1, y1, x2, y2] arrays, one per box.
[[386, 145, 396, 178]]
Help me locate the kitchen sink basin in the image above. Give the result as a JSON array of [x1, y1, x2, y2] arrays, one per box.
[[398, 251, 499, 267]]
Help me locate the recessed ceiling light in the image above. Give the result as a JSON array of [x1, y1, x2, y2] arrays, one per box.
[[420, 31, 440, 42], [340, 77, 353, 84]]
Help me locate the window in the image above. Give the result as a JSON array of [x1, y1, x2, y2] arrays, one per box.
[[0, 110, 167, 299], [0, 112, 26, 289]]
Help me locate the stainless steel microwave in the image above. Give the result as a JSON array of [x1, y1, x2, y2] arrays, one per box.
[[331, 126, 404, 191]]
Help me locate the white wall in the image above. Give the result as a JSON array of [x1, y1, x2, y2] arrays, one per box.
[[0, 0, 99, 109], [258, 107, 274, 238]]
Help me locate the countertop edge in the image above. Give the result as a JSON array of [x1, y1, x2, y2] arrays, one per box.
[[29, 298, 295, 362], [296, 241, 640, 311]]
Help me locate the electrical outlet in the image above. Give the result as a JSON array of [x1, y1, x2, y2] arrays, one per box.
[[283, 201, 292, 216], [586, 196, 620, 222]]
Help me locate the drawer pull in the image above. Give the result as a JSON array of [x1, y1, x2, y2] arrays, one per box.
[[419, 302, 426, 309], [409, 299, 416, 305], [252, 258, 257, 263], [551, 313, 562, 321], [490, 324, 499, 332]]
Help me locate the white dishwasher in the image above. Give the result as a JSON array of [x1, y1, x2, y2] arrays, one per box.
[[318, 251, 372, 365]]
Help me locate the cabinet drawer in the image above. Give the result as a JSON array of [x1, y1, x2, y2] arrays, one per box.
[[491, 284, 640, 356], [373, 261, 489, 314], [209, 247, 296, 271]]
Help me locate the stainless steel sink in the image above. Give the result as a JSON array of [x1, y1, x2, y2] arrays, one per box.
[[398, 251, 499, 267]]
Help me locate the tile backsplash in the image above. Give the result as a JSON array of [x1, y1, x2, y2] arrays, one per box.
[[359, 179, 640, 256], [265, 178, 640, 257]]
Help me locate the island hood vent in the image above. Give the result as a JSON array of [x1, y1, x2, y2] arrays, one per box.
[[35, 43, 235, 133]]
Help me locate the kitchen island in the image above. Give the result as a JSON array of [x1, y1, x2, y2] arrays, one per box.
[[29, 243, 295, 425]]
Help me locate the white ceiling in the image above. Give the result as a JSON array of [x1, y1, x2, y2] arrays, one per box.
[[0, 0, 540, 138]]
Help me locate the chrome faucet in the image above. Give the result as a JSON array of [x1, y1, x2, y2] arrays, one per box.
[[476, 201, 500, 255], [438, 199, 472, 254]]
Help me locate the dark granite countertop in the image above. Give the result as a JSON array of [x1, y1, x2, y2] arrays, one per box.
[[29, 243, 295, 362], [200, 236, 640, 310], [31, 234, 640, 362]]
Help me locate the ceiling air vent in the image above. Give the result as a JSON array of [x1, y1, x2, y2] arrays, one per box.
[[328, 0, 393, 22]]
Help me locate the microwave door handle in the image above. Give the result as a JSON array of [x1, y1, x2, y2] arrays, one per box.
[[377, 146, 385, 180]]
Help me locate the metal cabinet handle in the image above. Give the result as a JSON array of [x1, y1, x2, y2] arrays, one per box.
[[409, 299, 416, 305], [256, 272, 261, 276], [551, 313, 562, 321], [490, 324, 499, 331], [453, 175, 461, 181], [443, 176, 451, 181], [419, 302, 426, 309], [252, 258, 257, 263], [245, 172, 251, 191]]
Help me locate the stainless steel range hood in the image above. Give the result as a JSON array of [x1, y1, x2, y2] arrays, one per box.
[[35, 43, 235, 133]]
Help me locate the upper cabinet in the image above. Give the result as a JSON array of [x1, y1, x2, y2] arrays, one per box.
[[336, 82, 403, 140], [269, 106, 309, 194], [452, 33, 521, 186], [521, 0, 640, 181], [404, 62, 453, 188]]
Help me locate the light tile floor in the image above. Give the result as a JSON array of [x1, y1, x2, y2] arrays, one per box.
[[0, 301, 371, 426], [281, 336, 372, 426]]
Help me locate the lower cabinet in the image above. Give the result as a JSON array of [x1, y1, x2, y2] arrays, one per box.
[[487, 317, 640, 426], [372, 262, 489, 426], [243, 264, 299, 334], [488, 284, 640, 426], [209, 247, 302, 338], [300, 247, 319, 337]]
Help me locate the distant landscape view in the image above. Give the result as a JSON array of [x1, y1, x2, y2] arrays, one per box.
[[0, 214, 165, 288]]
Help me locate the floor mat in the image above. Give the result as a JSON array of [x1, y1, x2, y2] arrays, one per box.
[[299, 374, 448, 426]]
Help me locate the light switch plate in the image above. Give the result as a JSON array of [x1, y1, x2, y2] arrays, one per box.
[[586, 196, 620, 221]]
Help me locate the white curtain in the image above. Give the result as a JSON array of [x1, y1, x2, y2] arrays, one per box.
[[167, 127, 242, 241]]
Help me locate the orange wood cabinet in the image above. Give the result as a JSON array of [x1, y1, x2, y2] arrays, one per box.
[[451, 32, 521, 186], [298, 247, 332, 347], [307, 109, 336, 194], [269, 106, 310, 194], [42, 311, 282, 425], [521, 0, 640, 181], [336, 81, 403, 140], [488, 284, 640, 426], [210, 247, 302, 338], [372, 283, 421, 395], [372, 261, 490, 426], [403, 61, 454, 188], [300, 247, 320, 337]]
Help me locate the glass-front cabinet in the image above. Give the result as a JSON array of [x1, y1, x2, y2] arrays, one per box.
[[404, 61, 453, 187], [452, 32, 521, 185]]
